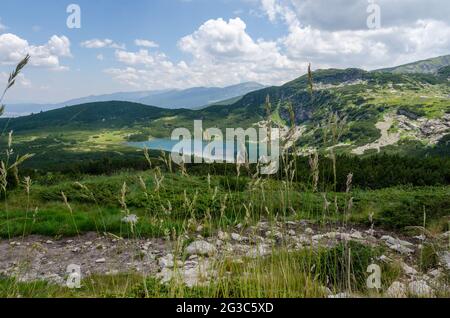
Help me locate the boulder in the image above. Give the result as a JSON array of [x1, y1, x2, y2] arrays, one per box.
[[185, 241, 217, 257], [408, 280, 434, 298], [401, 262, 418, 276], [159, 254, 175, 268], [439, 251, 450, 270]]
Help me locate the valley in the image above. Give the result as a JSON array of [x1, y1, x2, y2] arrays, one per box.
[[0, 55, 449, 298]]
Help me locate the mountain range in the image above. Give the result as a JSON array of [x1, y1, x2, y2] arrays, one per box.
[[3, 82, 265, 117], [378, 54, 450, 74], [1, 54, 449, 156]]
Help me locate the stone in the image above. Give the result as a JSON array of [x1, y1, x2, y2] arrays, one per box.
[[439, 251, 450, 270], [159, 254, 175, 268], [231, 233, 244, 242], [428, 269, 442, 278], [439, 231, 450, 240], [157, 260, 213, 288], [401, 262, 418, 276], [408, 280, 434, 298], [350, 231, 363, 240], [389, 244, 414, 255], [95, 258, 106, 264], [312, 234, 326, 241], [386, 282, 407, 298], [381, 235, 414, 248], [305, 228, 314, 235], [325, 232, 339, 239], [328, 292, 353, 298], [413, 235, 426, 241], [378, 255, 391, 263], [185, 241, 217, 257], [246, 245, 270, 258], [339, 233, 352, 241], [294, 235, 311, 245]]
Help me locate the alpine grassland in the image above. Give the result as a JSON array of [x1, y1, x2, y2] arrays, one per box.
[[0, 56, 449, 299]]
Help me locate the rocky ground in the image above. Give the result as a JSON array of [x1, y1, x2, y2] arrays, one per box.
[[352, 115, 400, 155], [1, 220, 449, 298]]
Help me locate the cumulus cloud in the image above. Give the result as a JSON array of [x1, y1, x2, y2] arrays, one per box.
[[286, 0, 450, 31], [107, 18, 300, 89], [106, 1, 450, 90], [0, 71, 30, 87], [81, 38, 125, 49], [260, 0, 450, 70], [0, 33, 71, 70], [135, 39, 159, 48]]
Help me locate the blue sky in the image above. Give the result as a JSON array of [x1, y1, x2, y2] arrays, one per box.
[[0, 0, 449, 103]]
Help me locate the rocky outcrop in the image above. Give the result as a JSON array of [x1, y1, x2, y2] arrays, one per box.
[[1, 220, 448, 297]]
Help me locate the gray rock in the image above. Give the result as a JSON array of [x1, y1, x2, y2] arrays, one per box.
[[157, 260, 213, 288], [408, 280, 434, 298], [328, 292, 354, 298], [305, 228, 314, 235], [246, 245, 270, 258], [381, 235, 414, 248], [401, 262, 418, 276], [377, 255, 392, 263], [185, 241, 217, 257], [350, 231, 363, 239], [389, 244, 414, 255], [231, 233, 244, 242], [428, 269, 442, 278], [159, 254, 175, 268], [386, 281, 407, 298], [439, 251, 450, 270]]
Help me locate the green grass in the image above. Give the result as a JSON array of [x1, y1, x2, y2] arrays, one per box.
[[1, 168, 449, 238]]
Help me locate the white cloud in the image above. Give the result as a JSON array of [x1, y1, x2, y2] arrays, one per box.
[[0, 33, 71, 70], [178, 17, 278, 61], [116, 49, 156, 65], [96, 54, 104, 61], [81, 39, 125, 49], [106, 2, 450, 90], [0, 71, 31, 88], [107, 18, 300, 89], [135, 39, 159, 48], [259, 0, 450, 70]]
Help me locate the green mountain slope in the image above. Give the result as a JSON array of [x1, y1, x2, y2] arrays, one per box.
[[378, 54, 450, 74], [0, 101, 191, 131], [2, 56, 449, 156]]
